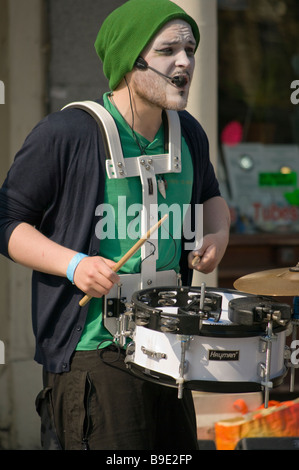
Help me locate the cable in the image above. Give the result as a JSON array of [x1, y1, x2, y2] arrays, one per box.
[[97, 341, 121, 364], [124, 77, 147, 154], [140, 240, 156, 268]]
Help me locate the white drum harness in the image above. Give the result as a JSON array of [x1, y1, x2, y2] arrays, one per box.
[[63, 101, 183, 338]]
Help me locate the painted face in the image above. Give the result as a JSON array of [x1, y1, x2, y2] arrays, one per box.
[[132, 20, 196, 110]]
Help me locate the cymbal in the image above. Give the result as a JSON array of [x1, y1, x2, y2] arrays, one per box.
[[234, 264, 299, 296]]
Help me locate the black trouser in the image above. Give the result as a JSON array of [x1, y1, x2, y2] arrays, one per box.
[[35, 348, 199, 450]]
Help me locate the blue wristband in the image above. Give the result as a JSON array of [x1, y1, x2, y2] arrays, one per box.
[[66, 253, 88, 284]]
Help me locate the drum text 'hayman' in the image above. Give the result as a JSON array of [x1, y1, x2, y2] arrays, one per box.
[[208, 350, 239, 361]]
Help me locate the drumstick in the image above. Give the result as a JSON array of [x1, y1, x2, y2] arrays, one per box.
[[79, 214, 168, 307], [192, 255, 201, 267]]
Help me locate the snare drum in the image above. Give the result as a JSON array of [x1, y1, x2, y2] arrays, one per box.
[[125, 286, 291, 394]]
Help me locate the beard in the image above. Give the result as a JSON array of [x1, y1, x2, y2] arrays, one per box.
[[131, 71, 189, 111]]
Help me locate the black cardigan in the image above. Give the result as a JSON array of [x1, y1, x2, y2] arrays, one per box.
[[0, 103, 220, 372]]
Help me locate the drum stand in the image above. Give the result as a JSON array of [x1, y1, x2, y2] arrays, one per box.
[[259, 318, 276, 408]]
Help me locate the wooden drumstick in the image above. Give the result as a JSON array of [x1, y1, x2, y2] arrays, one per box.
[[192, 254, 202, 267], [79, 214, 168, 307]]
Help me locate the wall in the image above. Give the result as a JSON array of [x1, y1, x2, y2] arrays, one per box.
[[0, 0, 47, 449], [47, 0, 124, 112], [0, 0, 124, 450]]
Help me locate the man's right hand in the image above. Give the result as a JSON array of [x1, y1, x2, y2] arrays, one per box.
[[73, 256, 120, 298]]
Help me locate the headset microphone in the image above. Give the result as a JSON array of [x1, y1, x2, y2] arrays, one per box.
[[135, 57, 188, 88]]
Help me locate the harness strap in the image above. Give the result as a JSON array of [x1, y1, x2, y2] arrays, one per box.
[[62, 100, 182, 288]]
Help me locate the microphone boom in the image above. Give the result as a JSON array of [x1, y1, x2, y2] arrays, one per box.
[[135, 57, 188, 88]]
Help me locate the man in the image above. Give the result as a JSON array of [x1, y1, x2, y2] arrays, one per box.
[[0, 0, 230, 450]]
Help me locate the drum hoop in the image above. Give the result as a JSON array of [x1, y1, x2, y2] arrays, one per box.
[[132, 285, 223, 336], [127, 362, 288, 393]]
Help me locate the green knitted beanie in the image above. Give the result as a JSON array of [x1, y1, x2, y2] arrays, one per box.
[[95, 0, 200, 90]]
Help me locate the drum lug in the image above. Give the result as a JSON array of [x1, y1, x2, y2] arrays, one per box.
[[259, 320, 276, 408], [259, 340, 267, 354], [259, 331, 277, 353], [177, 335, 191, 399], [113, 306, 135, 347], [258, 362, 273, 389]]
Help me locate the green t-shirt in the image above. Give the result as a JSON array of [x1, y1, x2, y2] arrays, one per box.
[[76, 94, 193, 350]]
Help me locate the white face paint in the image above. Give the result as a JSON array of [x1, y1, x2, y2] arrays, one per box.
[[132, 20, 196, 111]]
